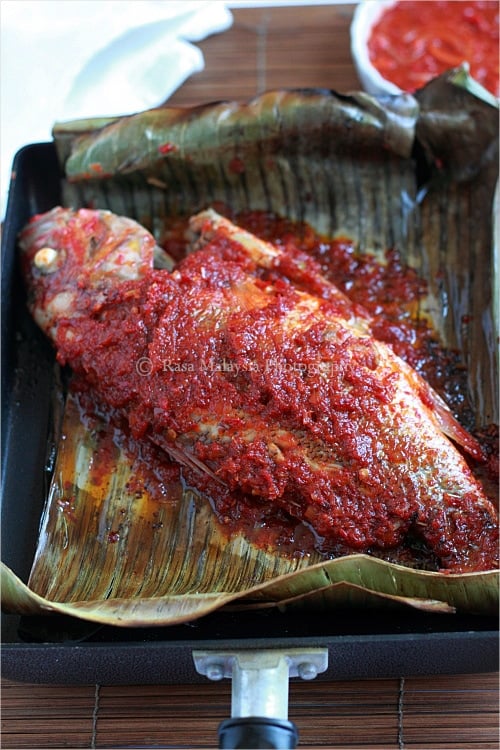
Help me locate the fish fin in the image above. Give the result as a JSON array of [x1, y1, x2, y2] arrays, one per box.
[[188, 208, 279, 267], [408, 364, 485, 462], [150, 435, 226, 485], [425, 386, 484, 461], [153, 246, 175, 271]]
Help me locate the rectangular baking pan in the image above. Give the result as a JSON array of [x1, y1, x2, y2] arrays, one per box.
[[1, 143, 498, 685]]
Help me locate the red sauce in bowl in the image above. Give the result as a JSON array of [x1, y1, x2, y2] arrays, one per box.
[[368, 1, 499, 96]]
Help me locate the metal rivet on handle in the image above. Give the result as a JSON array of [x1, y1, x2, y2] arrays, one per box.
[[206, 662, 225, 681], [297, 662, 318, 680]]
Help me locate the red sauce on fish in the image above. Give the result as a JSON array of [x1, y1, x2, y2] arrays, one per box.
[[52, 210, 498, 571], [205, 210, 468, 416], [368, 1, 499, 96]]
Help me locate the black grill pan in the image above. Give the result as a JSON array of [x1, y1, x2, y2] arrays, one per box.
[[1, 143, 498, 687]]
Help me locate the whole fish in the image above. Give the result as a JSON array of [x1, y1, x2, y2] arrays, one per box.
[[19, 207, 498, 572]]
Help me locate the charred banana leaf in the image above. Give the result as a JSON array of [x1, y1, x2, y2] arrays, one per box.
[[3, 69, 498, 625]]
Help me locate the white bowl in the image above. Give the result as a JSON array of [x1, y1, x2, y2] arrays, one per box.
[[350, 0, 403, 97]]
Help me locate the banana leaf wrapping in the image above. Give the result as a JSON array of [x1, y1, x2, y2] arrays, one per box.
[[2, 69, 498, 626]]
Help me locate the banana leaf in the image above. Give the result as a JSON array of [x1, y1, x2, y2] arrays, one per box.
[[3, 388, 497, 626], [2, 68, 498, 625]]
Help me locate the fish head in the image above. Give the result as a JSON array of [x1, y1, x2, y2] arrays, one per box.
[[18, 207, 160, 339]]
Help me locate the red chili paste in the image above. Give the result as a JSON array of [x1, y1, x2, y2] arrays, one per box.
[[368, 1, 499, 96]]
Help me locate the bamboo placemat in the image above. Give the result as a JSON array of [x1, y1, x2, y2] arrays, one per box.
[[2, 673, 499, 748], [166, 3, 362, 106], [2, 4, 498, 749]]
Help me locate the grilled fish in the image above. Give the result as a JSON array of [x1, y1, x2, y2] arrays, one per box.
[[19, 207, 498, 572]]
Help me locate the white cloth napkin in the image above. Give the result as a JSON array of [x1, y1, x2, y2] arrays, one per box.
[[0, 0, 233, 219]]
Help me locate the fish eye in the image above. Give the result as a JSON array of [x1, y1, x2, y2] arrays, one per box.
[[33, 247, 60, 274]]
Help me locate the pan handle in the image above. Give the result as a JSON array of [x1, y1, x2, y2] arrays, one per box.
[[193, 648, 328, 749], [218, 716, 298, 749]]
